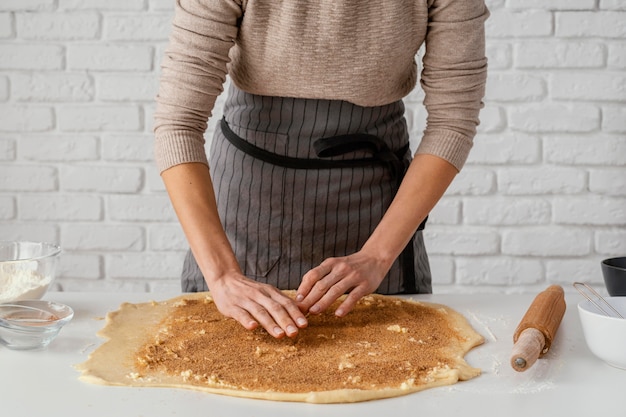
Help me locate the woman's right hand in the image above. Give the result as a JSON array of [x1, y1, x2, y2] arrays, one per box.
[[208, 272, 309, 339], [161, 163, 307, 339]]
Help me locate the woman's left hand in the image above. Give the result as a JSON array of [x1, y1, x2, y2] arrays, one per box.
[[297, 154, 459, 318], [295, 252, 389, 317]]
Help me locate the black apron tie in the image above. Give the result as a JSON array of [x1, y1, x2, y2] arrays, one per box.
[[221, 117, 418, 192], [313, 133, 407, 190], [220, 117, 427, 293], [221, 117, 403, 177]]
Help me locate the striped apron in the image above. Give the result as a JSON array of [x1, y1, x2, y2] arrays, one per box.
[[182, 83, 432, 294]]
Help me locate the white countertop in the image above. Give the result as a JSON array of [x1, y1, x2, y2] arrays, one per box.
[[1, 291, 623, 417]]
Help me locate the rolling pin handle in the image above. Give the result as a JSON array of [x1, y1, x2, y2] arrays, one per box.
[[510, 327, 545, 372]]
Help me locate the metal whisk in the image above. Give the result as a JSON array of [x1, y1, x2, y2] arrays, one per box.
[[573, 282, 624, 319]]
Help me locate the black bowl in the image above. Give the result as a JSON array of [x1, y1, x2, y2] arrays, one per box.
[[601, 257, 626, 296]]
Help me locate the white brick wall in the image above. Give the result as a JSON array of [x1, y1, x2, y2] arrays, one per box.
[[0, 1, 624, 295]]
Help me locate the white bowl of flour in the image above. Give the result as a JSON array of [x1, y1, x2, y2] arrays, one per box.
[[0, 241, 61, 304]]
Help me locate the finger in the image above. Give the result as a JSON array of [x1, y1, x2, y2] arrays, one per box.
[[243, 301, 287, 339], [296, 263, 330, 302], [306, 278, 352, 315], [265, 292, 308, 337], [334, 287, 370, 317], [227, 306, 259, 331], [298, 270, 344, 314], [256, 295, 306, 338], [296, 258, 345, 308], [272, 293, 309, 329]]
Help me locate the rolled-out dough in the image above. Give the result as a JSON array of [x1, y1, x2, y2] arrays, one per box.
[[76, 292, 484, 403]]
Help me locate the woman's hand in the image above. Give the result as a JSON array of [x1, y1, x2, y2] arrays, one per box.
[[161, 163, 308, 339], [209, 272, 309, 339], [296, 251, 389, 317], [296, 153, 459, 317]]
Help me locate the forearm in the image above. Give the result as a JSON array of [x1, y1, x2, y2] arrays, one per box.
[[360, 153, 458, 269], [161, 162, 241, 284]]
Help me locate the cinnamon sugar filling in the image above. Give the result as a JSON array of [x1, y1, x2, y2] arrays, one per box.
[[135, 295, 463, 392]]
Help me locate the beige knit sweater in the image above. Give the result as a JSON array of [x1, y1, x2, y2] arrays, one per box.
[[154, 0, 489, 173]]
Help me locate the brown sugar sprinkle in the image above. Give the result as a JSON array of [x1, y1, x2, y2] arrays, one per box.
[[134, 295, 462, 393]]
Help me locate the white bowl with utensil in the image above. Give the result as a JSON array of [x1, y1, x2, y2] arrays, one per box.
[[577, 296, 626, 370]]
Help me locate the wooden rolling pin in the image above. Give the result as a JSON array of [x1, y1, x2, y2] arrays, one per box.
[[510, 285, 566, 372]]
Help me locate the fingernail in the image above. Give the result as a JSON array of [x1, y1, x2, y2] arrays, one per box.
[[310, 305, 321, 314], [286, 325, 297, 335], [274, 326, 284, 336], [296, 317, 308, 327], [296, 294, 304, 302], [335, 308, 344, 317]]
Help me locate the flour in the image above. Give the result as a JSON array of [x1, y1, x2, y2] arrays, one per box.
[[0, 265, 52, 303], [450, 309, 560, 395]]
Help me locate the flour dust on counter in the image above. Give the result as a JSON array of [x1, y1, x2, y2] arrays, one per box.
[[447, 308, 565, 395]]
